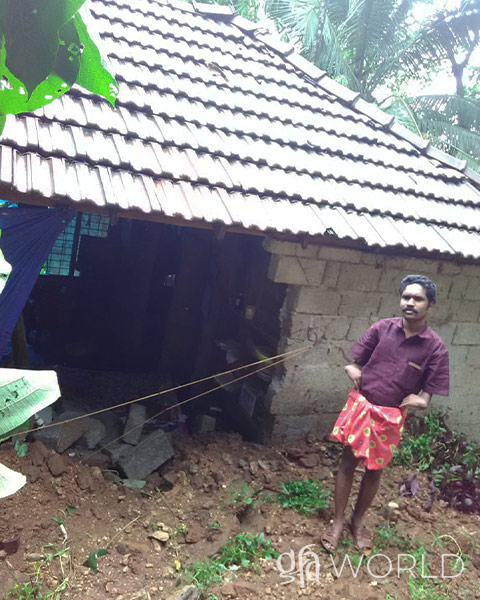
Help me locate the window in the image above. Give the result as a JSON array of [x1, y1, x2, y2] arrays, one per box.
[[43, 212, 110, 276]]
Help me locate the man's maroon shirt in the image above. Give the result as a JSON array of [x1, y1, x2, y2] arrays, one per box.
[[350, 317, 449, 408]]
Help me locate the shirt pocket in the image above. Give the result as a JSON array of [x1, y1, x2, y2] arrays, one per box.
[[400, 361, 425, 392]]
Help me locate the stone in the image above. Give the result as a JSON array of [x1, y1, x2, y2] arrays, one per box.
[[28, 441, 49, 466], [25, 465, 41, 483], [293, 288, 341, 315], [268, 255, 326, 286], [122, 404, 147, 446], [192, 414, 216, 434], [185, 523, 202, 544], [465, 278, 480, 300], [234, 582, 258, 595], [452, 323, 480, 346], [299, 454, 320, 468], [166, 585, 201, 600], [222, 582, 237, 597], [83, 418, 106, 449], [388, 502, 400, 510], [77, 470, 93, 491], [116, 429, 174, 480], [149, 531, 169, 543], [339, 291, 381, 317], [337, 263, 381, 292], [321, 261, 341, 288], [317, 247, 362, 263], [47, 454, 67, 477], [35, 406, 53, 427]]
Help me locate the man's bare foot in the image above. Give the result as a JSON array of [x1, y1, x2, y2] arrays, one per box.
[[348, 517, 372, 555], [320, 521, 343, 553]]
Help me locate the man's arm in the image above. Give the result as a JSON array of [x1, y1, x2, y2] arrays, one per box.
[[399, 391, 432, 409], [344, 363, 362, 390]]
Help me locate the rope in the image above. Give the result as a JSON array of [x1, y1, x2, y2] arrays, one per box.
[[13, 344, 312, 438], [87, 345, 309, 460]]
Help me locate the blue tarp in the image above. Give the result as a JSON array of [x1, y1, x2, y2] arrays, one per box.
[[0, 206, 74, 356]]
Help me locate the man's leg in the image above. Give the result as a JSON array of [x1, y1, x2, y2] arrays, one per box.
[[349, 467, 383, 550], [321, 446, 359, 550]]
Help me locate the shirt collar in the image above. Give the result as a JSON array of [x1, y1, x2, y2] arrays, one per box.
[[394, 317, 430, 339]]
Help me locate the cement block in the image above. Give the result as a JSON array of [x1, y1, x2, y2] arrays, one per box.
[[287, 312, 313, 341], [117, 429, 174, 480], [262, 239, 318, 258], [309, 315, 352, 340], [452, 300, 480, 322], [262, 239, 296, 255], [192, 414, 216, 433], [321, 261, 341, 288], [281, 364, 347, 396], [268, 255, 326, 286], [448, 275, 469, 299], [337, 264, 381, 292], [83, 418, 107, 449], [347, 318, 371, 342], [465, 278, 480, 301], [377, 270, 404, 294], [361, 252, 384, 266], [293, 287, 341, 315], [317, 247, 362, 263], [466, 346, 480, 367], [460, 264, 480, 278], [377, 294, 400, 318], [452, 322, 480, 345], [339, 291, 381, 317], [402, 258, 439, 274], [431, 274, 453, 300], [431, 322, 457, 345], [123, 404, 147, 445], [438, 262, 462, 276]]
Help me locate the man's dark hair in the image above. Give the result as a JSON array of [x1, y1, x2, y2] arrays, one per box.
[[399, 274, 437, 303]]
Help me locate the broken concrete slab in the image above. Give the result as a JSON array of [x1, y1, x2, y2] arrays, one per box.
[[192, 414, 216, 434], [122, 404, 147, 445], [82, 418, 106, 449], [117, 429, 174, 480]]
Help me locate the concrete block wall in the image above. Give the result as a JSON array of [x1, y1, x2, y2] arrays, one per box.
[[263, 239, 480, 443]]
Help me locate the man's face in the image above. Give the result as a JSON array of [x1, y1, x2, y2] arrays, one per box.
[[400, 283, 432, 322]]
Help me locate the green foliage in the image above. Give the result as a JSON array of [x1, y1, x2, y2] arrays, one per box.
[[393, 411, 447, 471], [185, 532, 277, 589], [13, 438, 28, 457], [83, 548, 108, 574], [0, 0, 118, 134], [277, 478, 330, 515]]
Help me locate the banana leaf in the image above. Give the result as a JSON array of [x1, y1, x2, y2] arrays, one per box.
[[0, 369, 60, 438], [0, 462, 26, 499]]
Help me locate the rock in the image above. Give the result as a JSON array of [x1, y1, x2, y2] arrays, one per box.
[[76, 470, 93, 491], [234, 581, 258, 595], [167, 585, 201, 600], [146, 472, 162, 488], [316, 466, 331, 480], [122, 404, 147, 446], [192, 414, 216, 434], [54, 411, 89, 453], [25, 465, 41, 483], [28, 441, 49, 466], [238, 459, 247, 468], [47, 454, 67, 476], [90, 466, 103, 480], [185, 523, 202, 544], [249, 461, 258, 476], [188, 463, 199, 475], [116, 544, 129, 555], [388, 501, 400, 510], [149, 531, 169, 543], [35, 406, 53, 426], [82, 418, 106, 449], [222, 582, 237, 597], [299, 454, 320, 468], [258, 460, 269, 470], [116, 430, 173, 480]]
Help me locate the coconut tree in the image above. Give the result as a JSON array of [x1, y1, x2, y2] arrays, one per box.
[[240, 0, 480, 169]]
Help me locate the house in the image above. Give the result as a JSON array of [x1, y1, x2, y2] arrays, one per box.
[[0, 0, 479, 442]]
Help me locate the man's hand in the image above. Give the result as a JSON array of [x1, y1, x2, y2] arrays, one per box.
[[344, 364, 362, 390], [400, 392, 431, 409]]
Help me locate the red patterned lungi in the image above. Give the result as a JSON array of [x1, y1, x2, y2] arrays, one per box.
[[330, 389, 407, 470]]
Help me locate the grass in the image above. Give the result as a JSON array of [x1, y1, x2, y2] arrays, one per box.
[[184, 532, 277, 590], [276, 479, 330, 515]]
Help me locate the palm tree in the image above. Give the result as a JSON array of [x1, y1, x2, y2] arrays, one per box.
[[242, 0, 480, 170]]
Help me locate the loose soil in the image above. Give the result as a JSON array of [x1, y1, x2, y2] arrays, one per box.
[[1, 432, 479, 600]]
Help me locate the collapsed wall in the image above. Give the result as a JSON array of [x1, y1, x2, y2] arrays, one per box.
[[263, 240, 480, 443]]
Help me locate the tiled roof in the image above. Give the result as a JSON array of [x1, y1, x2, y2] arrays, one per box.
[[1, 0, 480, 259]]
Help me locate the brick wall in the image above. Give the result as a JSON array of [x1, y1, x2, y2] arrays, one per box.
[[263, 239, 480, 443]]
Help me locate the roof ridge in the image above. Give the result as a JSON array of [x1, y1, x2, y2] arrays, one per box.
[[184, 0, 480, 190]]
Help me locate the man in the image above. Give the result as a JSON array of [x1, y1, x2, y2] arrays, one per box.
[[321, 274, 449, 553]]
